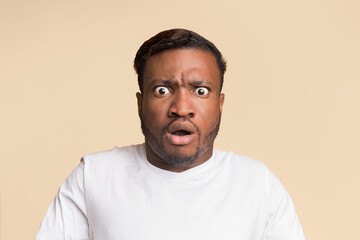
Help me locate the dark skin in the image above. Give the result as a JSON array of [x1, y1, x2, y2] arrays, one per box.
[[136, 49, 225, 172]]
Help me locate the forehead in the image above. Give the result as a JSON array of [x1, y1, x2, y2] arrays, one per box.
[[143, 49, 221, 88]]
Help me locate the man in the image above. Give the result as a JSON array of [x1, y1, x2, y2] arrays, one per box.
[[37, 29, 305, 239]]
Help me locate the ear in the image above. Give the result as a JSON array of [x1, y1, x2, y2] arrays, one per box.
[[136, 92, 143, 118], [219, 93, 225, 113]]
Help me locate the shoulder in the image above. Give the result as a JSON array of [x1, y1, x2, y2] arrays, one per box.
[[213, 149, 283, 192], [213, 149, 268, 174], [81, 144, 145, 173], [82, 144, 144, 163]]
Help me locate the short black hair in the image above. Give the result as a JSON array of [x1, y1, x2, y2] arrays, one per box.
[[134, 28, 227, 93]]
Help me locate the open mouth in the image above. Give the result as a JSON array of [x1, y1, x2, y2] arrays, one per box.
[[172, 130, 192, 136], [167, 123, 195, 145]]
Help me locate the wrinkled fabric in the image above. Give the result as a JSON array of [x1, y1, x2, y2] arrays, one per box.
[[37, 144, 305, 240]]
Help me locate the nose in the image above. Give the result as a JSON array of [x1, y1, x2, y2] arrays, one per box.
[[168, 90, 195, 118]]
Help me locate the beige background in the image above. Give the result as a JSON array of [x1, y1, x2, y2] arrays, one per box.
[[1, 0, 359, 239]]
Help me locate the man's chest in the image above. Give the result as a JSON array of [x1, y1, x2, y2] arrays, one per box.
[[85, 174, 268, 240]]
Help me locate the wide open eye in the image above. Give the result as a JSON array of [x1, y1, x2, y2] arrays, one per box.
[[154, 86, 170, 96], [195, 87, 209, 96]]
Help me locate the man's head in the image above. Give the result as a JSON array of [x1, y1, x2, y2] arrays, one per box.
[[134, 28, 226, 93], [134, 29, 226, 172]]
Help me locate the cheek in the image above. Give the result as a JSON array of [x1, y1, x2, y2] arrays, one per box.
[[142, 100, 169, 129], [196, 100, 221, 129]]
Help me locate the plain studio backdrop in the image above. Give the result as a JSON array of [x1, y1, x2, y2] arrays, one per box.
[[0, 0, 359, 239]]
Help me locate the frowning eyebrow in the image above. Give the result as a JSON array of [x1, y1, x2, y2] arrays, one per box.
[[151, 79, 173, 85], [191, 80, 213, 86], [150, 79, 213, 86]]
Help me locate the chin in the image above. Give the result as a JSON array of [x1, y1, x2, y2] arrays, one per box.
[[160, 143, 200, 166]]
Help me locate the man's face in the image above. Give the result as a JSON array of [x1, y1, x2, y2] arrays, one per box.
[[137, 49, 224, 169]]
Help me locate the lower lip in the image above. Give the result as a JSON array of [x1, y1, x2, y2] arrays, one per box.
[[166, 133, 195, 145]]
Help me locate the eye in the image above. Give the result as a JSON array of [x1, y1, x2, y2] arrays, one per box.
[[154, 86, 170, 96], [195, 87, 209, 96]]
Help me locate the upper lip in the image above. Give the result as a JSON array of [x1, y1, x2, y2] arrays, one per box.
[[167, 121, 196, 135]]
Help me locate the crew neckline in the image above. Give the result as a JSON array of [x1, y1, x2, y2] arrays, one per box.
[[138, 143, 217, 179]]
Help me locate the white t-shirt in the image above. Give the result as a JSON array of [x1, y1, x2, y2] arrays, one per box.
[[36, 144, 305, 240]]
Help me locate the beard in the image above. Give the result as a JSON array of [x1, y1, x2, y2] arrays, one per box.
[[140, 116, 221, 167]]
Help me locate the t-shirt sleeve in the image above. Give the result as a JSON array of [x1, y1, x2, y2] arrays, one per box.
[[262, 166, 306, 240], [36, 160, 89, 240]]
